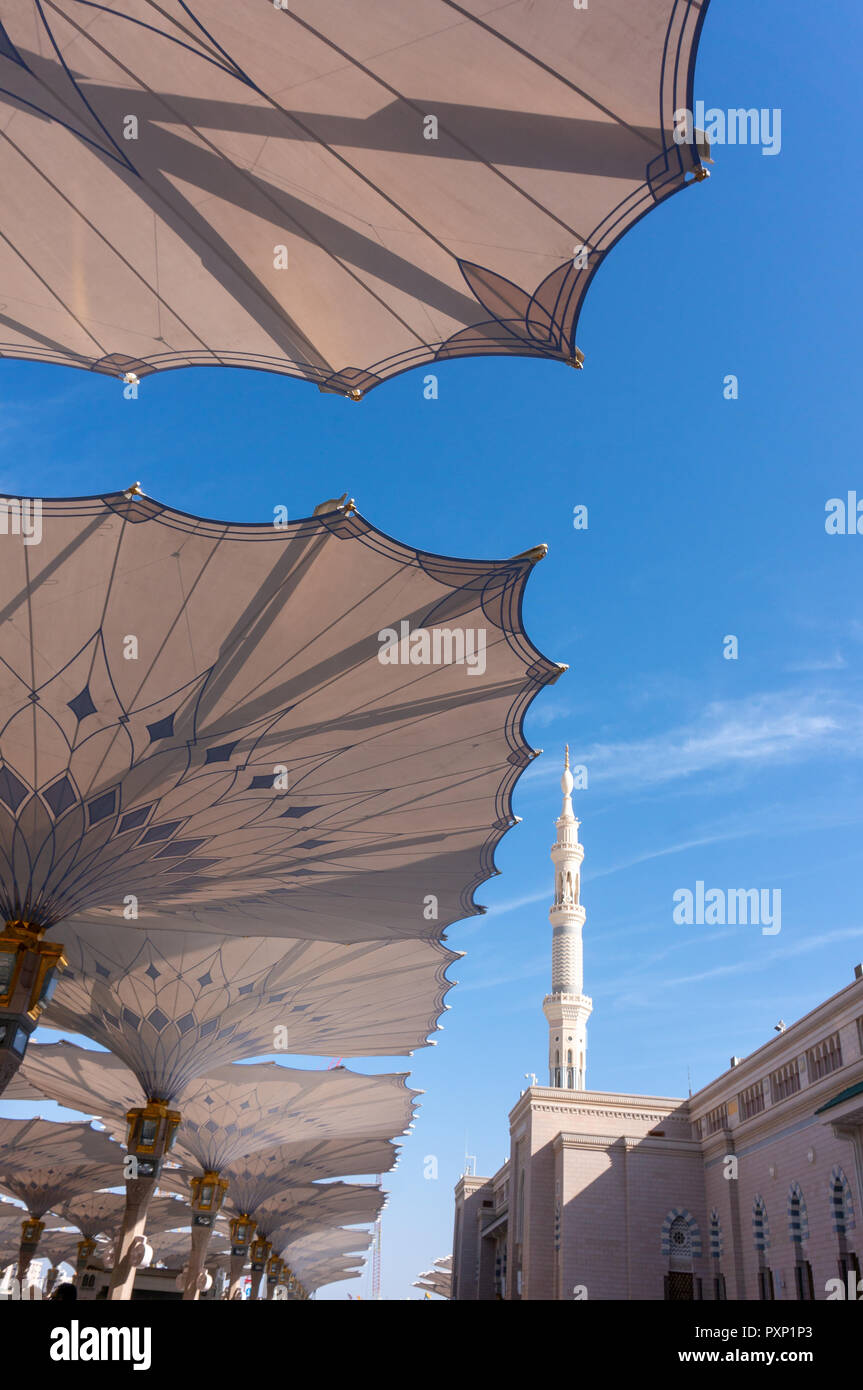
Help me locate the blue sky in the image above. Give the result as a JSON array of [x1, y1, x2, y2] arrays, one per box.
[[2, 0, 863, 1299]]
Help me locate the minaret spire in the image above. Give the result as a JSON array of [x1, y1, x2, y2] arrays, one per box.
[[542, 748, 593, 1089]]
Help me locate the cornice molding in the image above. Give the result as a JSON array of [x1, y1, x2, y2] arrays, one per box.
[[690, 979, 863, 1112]]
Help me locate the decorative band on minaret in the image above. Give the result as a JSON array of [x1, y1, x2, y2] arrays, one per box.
[[542, 747, 593, 1089]]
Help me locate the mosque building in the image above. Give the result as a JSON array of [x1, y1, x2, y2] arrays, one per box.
[[451, 753, 863, 1300]]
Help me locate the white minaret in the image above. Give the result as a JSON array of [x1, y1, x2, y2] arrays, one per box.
[[542, 747, 592, 1089]]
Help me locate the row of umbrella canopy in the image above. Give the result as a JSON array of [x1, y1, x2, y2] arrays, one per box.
[[414, 1253, 452, 1299], [0, 493, 563, 1296], [0, 1041, 403, 1298]]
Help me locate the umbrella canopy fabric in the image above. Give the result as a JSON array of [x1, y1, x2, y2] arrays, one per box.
[[164, 1133, 399, 1200], [0, 493, 557, 937], [37, 927, 458, 1086], [0, 0, 711, 394], [164, 1142, 392, 1215], [149, 1228, 230, 1267], [13, 1041, 416, 1161], [222, 1176, 383, 1234], [414, 1253, 452, 1298], [56, 1190, 189, 1240], [0, 1116, 121, 1217], [0, 1230, 77, 1268]]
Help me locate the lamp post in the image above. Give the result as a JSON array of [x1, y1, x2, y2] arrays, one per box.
[[75, 1237, 98, 1292], [182, 1171, 229, 1301], [16, 1217, 45, 1283], [107, 1101, 180, 1300], [0, 921, 65, 1089], [227, 1216, 256, 1300], [248, 1236, 272, 1302], [265, 1256, 284, 1300]]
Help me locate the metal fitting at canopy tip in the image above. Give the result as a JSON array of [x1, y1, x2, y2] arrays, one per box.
[[510, 543, 547, 563], [568, 347, 585, 369], [312, 493, 357, 518], [122, 481, 145, 500]]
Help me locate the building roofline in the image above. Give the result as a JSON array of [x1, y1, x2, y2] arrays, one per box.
[[690, 972, 863, 1110]]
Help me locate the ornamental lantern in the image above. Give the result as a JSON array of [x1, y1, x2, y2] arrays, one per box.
[[267, 1256, 283, 1283], [250, 1237, 271, 1273], [124, 1101, 181, 1178], [0, 922, 66, 1079], [20, 1218, 44, 1246], [190, 1171, 229, 1227], [76, 1238, 97, 1272], [229, 1215, 256, 1257]]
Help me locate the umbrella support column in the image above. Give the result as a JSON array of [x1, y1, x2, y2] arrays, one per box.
[[182, 1172, 228, 1300], [16, 1217, 44, 1284], [227, 1215, 256, 1299], [108, 1102, 180, 1301]]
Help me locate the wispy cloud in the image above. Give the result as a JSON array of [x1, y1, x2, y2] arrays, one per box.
[[784, 652, 846, 673], [533, 689, 863, 792], [642, 926, 863, 990]]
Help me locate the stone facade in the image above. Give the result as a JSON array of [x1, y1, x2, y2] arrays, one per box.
[[453, 974, 863, 1301], [451, 756, 863, 1301]]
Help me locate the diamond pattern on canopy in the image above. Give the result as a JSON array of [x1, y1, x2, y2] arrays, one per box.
[[0, 494, 557, 935], [149, 1228, 230, 1268], [221, 1178, 383, 1240], [37, 927, 458, 1092], [0, 0, 710, 392], [13, 1042, 416, 1161], [0, 1117, 121, 1217], [162, 1142, 392, 1216], [163, 1134, 399, 1209]]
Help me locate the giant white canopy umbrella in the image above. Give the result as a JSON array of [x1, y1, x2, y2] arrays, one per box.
[[0, 492, 558, 1089], [0, 0, 711, 394]]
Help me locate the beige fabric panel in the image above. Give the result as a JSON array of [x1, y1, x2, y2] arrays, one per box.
[[0, 0, 708, 389]]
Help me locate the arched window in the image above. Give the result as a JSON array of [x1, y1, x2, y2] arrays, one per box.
[[661, 1210, 702, 1300], [752, 1195, 774, 1300], [788, 1183, 814, 1300], [829, 1167, 860, 1285]]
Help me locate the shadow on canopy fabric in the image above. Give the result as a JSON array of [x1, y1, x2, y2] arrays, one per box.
[[38, 926, 459, 1083], [0, 0, 712, 395], [12, 1041, 417, 1162], [162, 1133, 400, 1198], [0, 1116, 121, 1217], [0, 493, 560, 937]]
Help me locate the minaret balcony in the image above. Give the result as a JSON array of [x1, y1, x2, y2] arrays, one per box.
[[549, 902, 586, 923]]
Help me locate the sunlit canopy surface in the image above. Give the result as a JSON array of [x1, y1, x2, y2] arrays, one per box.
[[0, 495, 557, 937], [0, 0, 710, 393], [12, 1042, 416, 1163], [39, 927, 458, 1078], [165, 1133, 399, 1197]]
